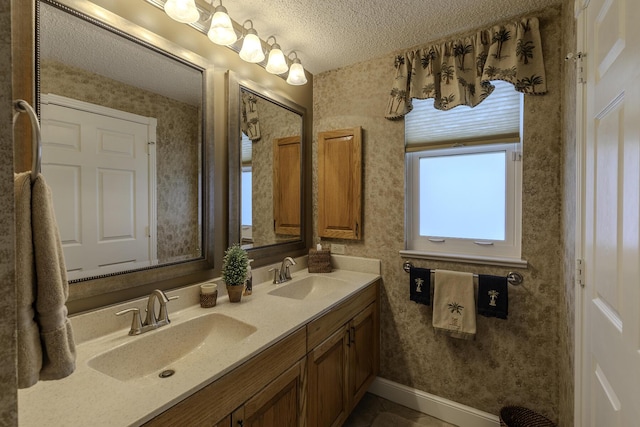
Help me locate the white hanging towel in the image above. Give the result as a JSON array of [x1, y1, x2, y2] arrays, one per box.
[[432, 270, 476, 340]]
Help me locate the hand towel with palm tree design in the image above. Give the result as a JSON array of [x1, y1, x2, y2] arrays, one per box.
[[241, 91, 261, 141], [477, 274, 508, 319], [432, 270, 476, 340], [409, 266, 431, 305]]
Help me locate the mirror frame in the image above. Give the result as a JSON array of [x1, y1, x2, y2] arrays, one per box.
[[227, 72, 311, 266], [34, 0, 221, 312]]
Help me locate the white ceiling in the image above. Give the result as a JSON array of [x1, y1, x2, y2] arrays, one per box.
[[217, 0, 563, 75]]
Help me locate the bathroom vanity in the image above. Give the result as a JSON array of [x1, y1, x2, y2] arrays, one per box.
[[18, 255, 380, 427]]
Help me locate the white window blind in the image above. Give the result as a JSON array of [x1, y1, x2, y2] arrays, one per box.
[[241, 132, 252, 165], [405, 80, 522, 151]]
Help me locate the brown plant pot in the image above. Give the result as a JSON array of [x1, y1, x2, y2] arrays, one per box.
[[226, 284, 244, 303]]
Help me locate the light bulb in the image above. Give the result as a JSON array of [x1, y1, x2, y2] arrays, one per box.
[[286, 59, 307, 85], [207, 5, 237, 45], [239, 28, 265, 63], [164, 0, 199, 24], [265, 44, 288, 74]]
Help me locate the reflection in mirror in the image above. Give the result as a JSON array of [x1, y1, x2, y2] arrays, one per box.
[[238, 88, 302, 249], [38, 1, 204, 282]]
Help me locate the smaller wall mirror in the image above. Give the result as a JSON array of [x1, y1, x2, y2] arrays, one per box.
[[228, 74, 309, 264]]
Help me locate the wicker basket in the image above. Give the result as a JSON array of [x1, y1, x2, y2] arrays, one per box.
[[308, 249, 331, 273], [499, 406, 556, 427]]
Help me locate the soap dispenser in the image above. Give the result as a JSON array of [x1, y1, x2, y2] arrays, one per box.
[[243, 259, 254, 296]]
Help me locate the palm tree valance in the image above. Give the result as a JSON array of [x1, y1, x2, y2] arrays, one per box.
[[241, 91, 261, 141], [385, 17, 546, 119]]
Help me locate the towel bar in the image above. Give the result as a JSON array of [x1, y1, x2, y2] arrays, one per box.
[[402, 260, 523, 286], [13, 99, 42, 183]]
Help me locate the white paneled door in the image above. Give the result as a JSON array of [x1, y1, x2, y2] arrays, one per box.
[[579, 0, 640, 425], [41, 94, 157, 280]]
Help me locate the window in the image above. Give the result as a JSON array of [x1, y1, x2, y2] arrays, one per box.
[[403, 81, 524, 265], [241, 166, 252, 226]]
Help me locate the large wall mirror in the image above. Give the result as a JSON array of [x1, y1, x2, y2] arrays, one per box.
[[228, 74, 310, 265], [36, 0, 217, 310]]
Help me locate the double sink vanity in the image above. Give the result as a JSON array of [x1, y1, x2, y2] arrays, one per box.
[[18, 255, 381, 427]]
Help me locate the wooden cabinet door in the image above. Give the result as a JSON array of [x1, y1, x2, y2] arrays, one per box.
[[348, 303, 379, 408], [214, 415, 231, 427], [307, 325, 350, 427], [317, 127, 362, 240], [273, 136, 301, 236], [240, 361, 303, 427]]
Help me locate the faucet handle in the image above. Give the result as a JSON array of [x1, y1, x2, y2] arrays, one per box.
[[268, 267, 281, 284], [116, 308, 143, 335], [158, 295, 179, 325]]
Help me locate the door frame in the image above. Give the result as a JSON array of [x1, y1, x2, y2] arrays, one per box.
[[573, 1, 587, 426]]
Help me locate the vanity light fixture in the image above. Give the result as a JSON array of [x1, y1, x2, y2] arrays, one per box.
[[164, 0, 200, 24], [152, 0, 308, 85], [286, 51, 308, 85], [239, 20, 265, 63], [265, 36, 289, 75], [207, 0, 237, 46]]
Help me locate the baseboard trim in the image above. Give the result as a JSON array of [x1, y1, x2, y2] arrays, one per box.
[[368, 377, 500, 427]]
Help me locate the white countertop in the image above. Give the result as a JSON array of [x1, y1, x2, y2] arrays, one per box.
[[18, 255, 381, 426]]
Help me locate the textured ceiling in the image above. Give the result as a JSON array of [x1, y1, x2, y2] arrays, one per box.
[[217, 0, 563, 74]]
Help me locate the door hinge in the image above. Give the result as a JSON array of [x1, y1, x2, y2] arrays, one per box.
[[575, 258, 585, 288], [512, 151, 522, 161], [566, 52, 586, 84]]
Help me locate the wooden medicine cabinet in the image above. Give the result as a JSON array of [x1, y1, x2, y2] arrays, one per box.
[[317, 127, 363, 240], [273, 135, 301, 236]]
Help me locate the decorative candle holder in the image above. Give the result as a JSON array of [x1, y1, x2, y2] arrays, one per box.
[[200, 283, 218, 308]]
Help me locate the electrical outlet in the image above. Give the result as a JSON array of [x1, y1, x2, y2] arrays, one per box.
[[330, 244, 345, 254]]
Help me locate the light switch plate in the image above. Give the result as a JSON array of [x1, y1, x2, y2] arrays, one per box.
[[330, 244, 345, 254]]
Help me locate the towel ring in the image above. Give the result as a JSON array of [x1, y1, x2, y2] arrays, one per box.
[[13, 99, 42, 183], [402, 260, 523, 286]]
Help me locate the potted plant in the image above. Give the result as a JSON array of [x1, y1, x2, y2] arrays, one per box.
[[222, 244, 249, 302]]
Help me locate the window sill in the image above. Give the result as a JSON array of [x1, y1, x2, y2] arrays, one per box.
[[399, 250, 528, 268]]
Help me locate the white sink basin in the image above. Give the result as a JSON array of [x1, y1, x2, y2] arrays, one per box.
[[88, 313, 256, 381], [268, 275, 348, 300]]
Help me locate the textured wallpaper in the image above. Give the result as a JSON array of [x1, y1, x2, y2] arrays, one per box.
[[0, 0, 17, 424], [559, 1, 577, 425], [249, 95, 302, 248], [313, 6, 564, 422], [40, 60, 201, 265]]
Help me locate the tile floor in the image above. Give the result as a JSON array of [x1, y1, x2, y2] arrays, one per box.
[[343, 393, 457, 427]]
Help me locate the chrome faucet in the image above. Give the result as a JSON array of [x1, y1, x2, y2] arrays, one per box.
[[280, 257, 296, 281], [269, 257, 297, 284], [116, 289, 179, 336]]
